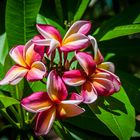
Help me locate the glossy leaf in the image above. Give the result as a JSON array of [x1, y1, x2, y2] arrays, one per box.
[[89, 87, 135, 140], [0, 95, 19, 109], [0, 33, 8, 65], [6, 0, 42, 47], [94, 2, 140, 41], [73, 0, 90, 21], [62, 122, 115, 140], [99, 24, 140, 41], [64, 105, 113, 136], [118, 71, 140, 113]]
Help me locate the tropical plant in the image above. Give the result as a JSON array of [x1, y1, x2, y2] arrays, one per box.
[[0, 0, 140, 140]]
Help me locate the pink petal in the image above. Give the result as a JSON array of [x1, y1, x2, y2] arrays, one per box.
[[47, 70, 68, 103], [35, 107, 56, 136], [63, 20, 91, 40], [88, 35, 104, 64], [47, 39, 60, 55], [81, 81, 97, 104], [33, 39, 51, 46], [62, 70, 86, 86], [93, 78, 115, 96], [24, 40, 45, 66], [57, 103, 85, 118], [9, 45, 27, 67], [61, 93, 83, 105], [32, 35, 51, 46], [21, 92, 53, 113], [76, 52, 96, 76], [70, 93, 83, 104], [26, 61, 46, 81], [0, 65, 28, 85], [36, 24, 62, 42], [61, 33, 90, 52], [97, 68, 121, 92], [98, 62, 115, 73], [93, 71, 112, 80]]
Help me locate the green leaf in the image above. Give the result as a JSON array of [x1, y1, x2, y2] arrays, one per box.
[[89, 87, 135, 140], [64, 105, 114, 136], [99, 24, 140, 41], [133, 14, 140, 24], [22, 80, 46, 98], [118, 71, 140, 113], [37, 14, 65, 36], [62, 122, 114, 140], [73, 0, 90, 21], [0, 33, 8, 65], [28, 81, 46, 92], [6, 0, 42, 47], [0, 95, 19, 109], [94, 2, 140, 41]]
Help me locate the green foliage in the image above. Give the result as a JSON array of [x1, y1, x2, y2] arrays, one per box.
[[89, 87, 135, 140], [94, 2, 140, 41], [73, 0, 90, 21], [0, 0, 140, 139], [0, 95, 19, 109], [6, 0, 42, 47], [98, 24, 140, 41], [0, 33, 8, 65]]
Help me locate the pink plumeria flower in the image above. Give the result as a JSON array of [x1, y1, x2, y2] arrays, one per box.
[[33, 20, 91, 55], [62, 36, 121, 104], [21, 70, 84, 136], [0, 41, 46, 85]]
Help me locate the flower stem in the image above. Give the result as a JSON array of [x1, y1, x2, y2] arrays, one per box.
[[15, 85, 25, 128]]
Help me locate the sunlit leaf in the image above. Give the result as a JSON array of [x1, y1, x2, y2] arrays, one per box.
[[0, 95, 19, 109], [118, 71, 140, 113], [89, 87, 135, 140], [0, 33, 8, 65], [6, 0, 42, 47], [64, 105, 113, 136], [94, 2, 140, 41], [99, 24, 140, 41], [73, 0, 90, 21]]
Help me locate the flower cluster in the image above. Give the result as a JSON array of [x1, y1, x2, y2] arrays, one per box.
[[0, 20, 121, 136]]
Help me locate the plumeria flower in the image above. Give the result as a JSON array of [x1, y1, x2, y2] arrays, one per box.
[[62, 36, 121, 104], [0, 41, 46, 85], [21, 70, 84, 136], [33, 20, 91, 55]]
